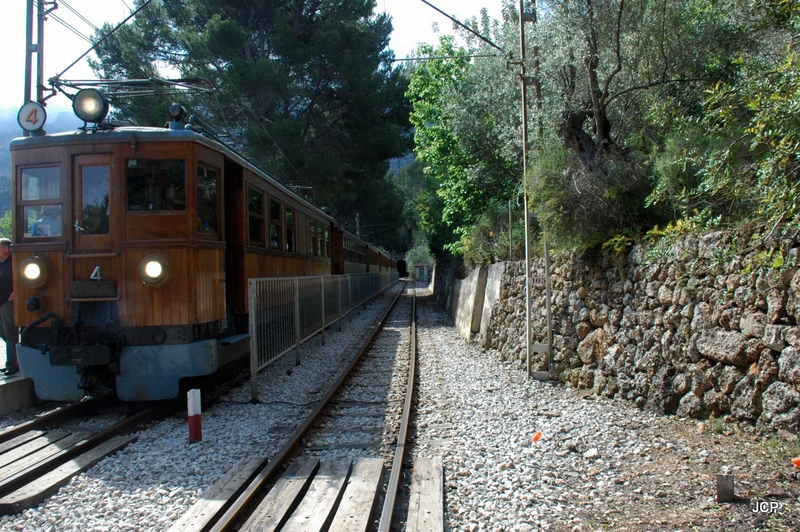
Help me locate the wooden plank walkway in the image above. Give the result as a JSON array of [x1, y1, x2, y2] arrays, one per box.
[[281, 459, 352, 531], [0, 432, 89, 487], [239, 458, 320, 532], [0, 431, 70, 471], [240, 457, 383, 532], [168, 455, 266, 532], [329, 458, 383, 532], [406, 456, 444, 532]]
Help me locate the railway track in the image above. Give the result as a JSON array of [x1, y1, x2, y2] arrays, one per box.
[[168, 282, 441, 532], [0, 399, 175, 515], [0, 353, 254, 518]]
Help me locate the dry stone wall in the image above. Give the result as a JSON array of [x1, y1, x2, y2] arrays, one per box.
[[482, 230, 800, 434]]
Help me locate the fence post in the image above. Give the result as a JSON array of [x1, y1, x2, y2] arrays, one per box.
[[338, 275, 343, 331], [348, 275, 353, 322], [294, 277, 301, 366], [249, 279, 259, 403], [320, 276, 326, 346]]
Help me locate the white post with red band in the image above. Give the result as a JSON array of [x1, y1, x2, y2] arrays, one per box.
[[188, 389, 202, 443]]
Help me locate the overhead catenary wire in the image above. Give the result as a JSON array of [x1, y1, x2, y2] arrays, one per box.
[[32, 0, 154, 125], [41, 10, 92, 45], [58, 0, 101, 34], [52, 0, 155, 80]]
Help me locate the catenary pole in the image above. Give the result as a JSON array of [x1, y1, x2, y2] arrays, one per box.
[[23, 0, 35, 137], [36, 0, 46, 105], [520, 0, 532, 378]]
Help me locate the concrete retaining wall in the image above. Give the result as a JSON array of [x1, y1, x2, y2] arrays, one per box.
[[481, 262, 507, 347], [435, 263, 488, 342]]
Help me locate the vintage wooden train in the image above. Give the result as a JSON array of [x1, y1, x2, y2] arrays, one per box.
[[10, 90, 396, 401]]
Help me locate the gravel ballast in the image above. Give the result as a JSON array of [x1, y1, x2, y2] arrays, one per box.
[[2, 282, 800, 531], [412, 287, 800, 531]]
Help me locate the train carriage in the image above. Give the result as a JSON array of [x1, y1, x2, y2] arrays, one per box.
[[10, 92, 395, 401]]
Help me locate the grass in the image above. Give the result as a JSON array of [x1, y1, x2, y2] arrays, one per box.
[[756, 435, 800, 467]]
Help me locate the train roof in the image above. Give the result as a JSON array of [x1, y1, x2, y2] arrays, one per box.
[[10, 125, 336, 224]]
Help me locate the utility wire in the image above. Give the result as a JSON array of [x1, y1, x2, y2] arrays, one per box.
[[418, 0, 506, 54], [37, 0, 150, 78], [39, 8, 93, 44], [392, 53, 499, 62]]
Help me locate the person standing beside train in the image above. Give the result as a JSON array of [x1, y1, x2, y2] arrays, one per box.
[[0, 239, 17, 375]]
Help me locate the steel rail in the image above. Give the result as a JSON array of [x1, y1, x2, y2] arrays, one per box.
[[207, 282, 408, 532], [377, 284, 417, 531], [0, 397, 96, 445], [0, 400, 171, 498]]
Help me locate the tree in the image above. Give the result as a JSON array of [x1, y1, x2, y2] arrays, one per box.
[[89, 0, 412, 251], [646, 0, 800, 232], [405, 34, 521, 258], [0, 211, 11, 239]]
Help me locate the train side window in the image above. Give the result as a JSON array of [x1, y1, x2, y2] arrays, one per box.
[[309, 221, 317, 256], [285, 207, 296, 253], [197, 165, 219, 237], [126, 159, 186, 211], [317, 223, 324, 257], [248, 188, 265, 247], [270, 198, 282, 250]]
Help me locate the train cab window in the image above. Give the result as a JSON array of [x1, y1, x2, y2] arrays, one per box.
[[269, 198, 282, 250], [20, 166, 61, 238], [21, 166, 60, 201], [285, 207, 296, 253], [80, 165, 109, 234], [126, 159, 186, 211], [25, 205, 62, 237], [248, 188, 265, 247], [197, 165, 219, 237]]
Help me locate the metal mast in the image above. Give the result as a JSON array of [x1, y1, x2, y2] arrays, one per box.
[[521, 0, 553, 380]]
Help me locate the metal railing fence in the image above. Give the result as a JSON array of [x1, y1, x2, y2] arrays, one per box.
[[248, 272, 399, 401]]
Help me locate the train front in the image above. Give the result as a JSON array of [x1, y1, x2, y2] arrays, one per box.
[[10, 91, 236, 401]]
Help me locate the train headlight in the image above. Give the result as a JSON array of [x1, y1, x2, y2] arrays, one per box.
[[20, 256, 49, 289], [73, 89, 109, 124], [138, 253, 172, 287]]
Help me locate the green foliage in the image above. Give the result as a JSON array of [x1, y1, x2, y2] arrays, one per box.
[[647, 0, 800, 232], [645, 218, 703, 244], [405, 35, 520, 257], [700, 56, 800, 225], [411, 0, 800, 256], [0, 211, 10, 239], [602, 230, 634, 256], [404, 238, 435, 275], [462, 200, 527, 269]]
